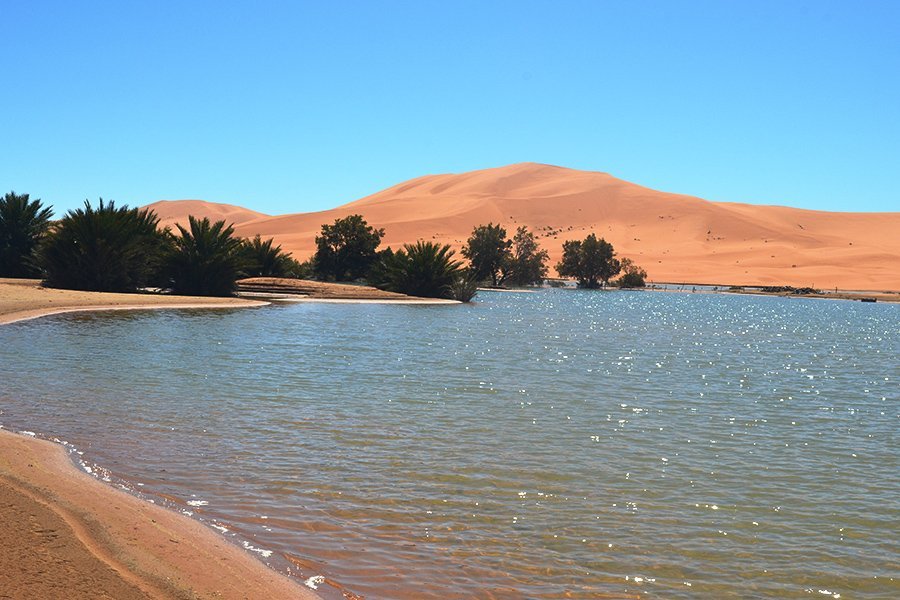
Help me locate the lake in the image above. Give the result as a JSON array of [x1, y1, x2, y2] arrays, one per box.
[[1, 289, 897, 599]]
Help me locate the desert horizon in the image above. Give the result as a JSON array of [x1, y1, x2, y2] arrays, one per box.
[[145, 162, 900, 292]]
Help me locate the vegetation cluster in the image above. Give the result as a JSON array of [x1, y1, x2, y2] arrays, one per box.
[[2, 190, 647, 301]]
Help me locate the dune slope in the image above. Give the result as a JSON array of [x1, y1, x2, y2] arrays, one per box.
[[145, 164, 900, 290]]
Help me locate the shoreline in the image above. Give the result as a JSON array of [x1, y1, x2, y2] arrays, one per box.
[[0, 279, 319, 599], [0, 428, 319, 599]]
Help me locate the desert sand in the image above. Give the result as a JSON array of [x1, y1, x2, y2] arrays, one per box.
[[144, 199, 269, 231], [146, 163, 900, 291], [0, 278, 268, 325]]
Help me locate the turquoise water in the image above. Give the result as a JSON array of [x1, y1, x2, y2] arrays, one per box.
[[1, 290, 897, 599]]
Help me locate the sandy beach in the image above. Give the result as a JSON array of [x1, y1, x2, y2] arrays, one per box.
[[0, 280, 317, 599]]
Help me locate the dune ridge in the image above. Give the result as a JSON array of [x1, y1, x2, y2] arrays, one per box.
[[143, 163, 900, 291]]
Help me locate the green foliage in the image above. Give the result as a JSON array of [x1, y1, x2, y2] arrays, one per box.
[[364, 247, 395, 288], [166, 216, 245, 296], [502, 226, 549, 286], [377, 241, 463, 299], [39, 199, 167, 292], [555, 233, 621, 289], [461, 223, 512, 286], [449, 269, 479, 302], [313, 214, 384, 281], [615, 257, 648, 288], [239, 234, 298, 277], [0, 191, 54, 278]]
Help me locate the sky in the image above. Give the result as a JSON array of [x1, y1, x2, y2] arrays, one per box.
[[2, 1, 898, 217]]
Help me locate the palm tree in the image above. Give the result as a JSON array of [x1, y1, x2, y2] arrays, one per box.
[[378, 241, 466, 299], [39, 199, 166, 291], [0, 191, 54, 278], [239, 234, 296, 277], [166, 216, 244, 296]]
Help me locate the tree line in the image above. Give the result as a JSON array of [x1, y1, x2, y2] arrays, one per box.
[[1, 190, 647, 301]]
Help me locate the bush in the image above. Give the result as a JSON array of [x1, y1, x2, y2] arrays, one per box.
[[165, 216, 244, 296], [615, 257, 648, 288], [240, 234, 297, 277], [39, 199, 167, 292], [449, 270, 478, 302], [377, 241, 463, 299], [0, 191, 54, 278]]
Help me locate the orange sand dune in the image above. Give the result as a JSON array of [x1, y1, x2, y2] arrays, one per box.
[[145, 199, 269, 231], [145, 163, 900, 291]]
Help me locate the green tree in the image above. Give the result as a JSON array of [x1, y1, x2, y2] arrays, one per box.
[[39, 199, 167, 292], [377, 241, 464, 299], [0, 191, 54, 278], [502, 226, 549, 286], [461, 223, 512, 286], [239, 234, 297, 277], [166, 216, 245, 296], [313, 214, 384, 281], [555, 233, 621, 289], [615, 257, 648, 288]]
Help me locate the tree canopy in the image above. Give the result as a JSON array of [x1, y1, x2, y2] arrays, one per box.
[[615, 257, 648, 288], [240, 234, 302, 278], [555, 233, 621, 288], [461, 223, 512, 286], [0, 191, 53, 278], [503, 226, 549, 286], [165, 216, 245, 296], [39, 199, 167, 292], [313, 214, 384, 281]]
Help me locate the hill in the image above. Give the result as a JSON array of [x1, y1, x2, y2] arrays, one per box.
[[143, 163, 900, 291]]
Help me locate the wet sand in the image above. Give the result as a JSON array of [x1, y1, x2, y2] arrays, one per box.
[[0, 430, 318, 599], [0, 278, 269, 325], [0, 279, 316, 599]]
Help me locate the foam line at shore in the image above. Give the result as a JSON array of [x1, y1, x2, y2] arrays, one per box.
[[0, 428, 318, 598]]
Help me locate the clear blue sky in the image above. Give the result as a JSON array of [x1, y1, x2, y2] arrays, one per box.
[[2, 1, 898, 216]]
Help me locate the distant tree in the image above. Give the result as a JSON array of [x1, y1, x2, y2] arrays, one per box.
[[555, 233, 621, 289], [0, 191, 54, 278], [615, 257, 648, 288], [165, 216, 244, 296], [377, 241, 465, 299], [39, 199, 167, 292], [313, 214, 384, 281], [461, 223, 512, 286], [502, 226, 549, 286], [364, 247, 396, 288], [240, 234, 297, 277]]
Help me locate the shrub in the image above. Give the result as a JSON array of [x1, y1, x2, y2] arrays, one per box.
[[240, 234, 297, 277], [449, 270, 478, 302], [0, 191, 54, 278], [377, 241, 463, 299], [39, 199, 167, 292], [165, 216, 244, 296], [615, 257, 648, 288]]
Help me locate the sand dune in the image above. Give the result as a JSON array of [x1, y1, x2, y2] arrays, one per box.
[[144, 163, 900, 291], [145, 199, 269, 231]]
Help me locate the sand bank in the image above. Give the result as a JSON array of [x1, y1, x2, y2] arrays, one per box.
[[0, 430, 317, 599], [0, 279, 317, 598], [0, 278, 268, 325], [236, 277, 459, 303]]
